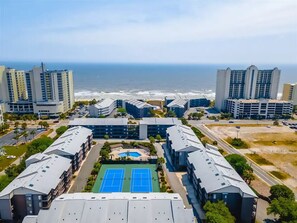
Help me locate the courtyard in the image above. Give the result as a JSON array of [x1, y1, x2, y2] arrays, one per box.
[[92, 164, 160, 193]]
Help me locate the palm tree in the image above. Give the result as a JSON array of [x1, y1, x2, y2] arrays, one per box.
[[14, 121, 20, 130], [30, 129, 36, 139], [21, 122, 27, 131], [23, 131, 29, 142]]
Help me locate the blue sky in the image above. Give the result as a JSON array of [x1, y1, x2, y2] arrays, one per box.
[[0, 0, 296, 64]]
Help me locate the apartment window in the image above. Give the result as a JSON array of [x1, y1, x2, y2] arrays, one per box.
[[213, 194, 216, 199]]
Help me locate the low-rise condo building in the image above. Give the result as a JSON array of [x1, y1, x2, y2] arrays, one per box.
[[0, 154, 72, 221], [43, 126, 93, 171], [225, 99, 293, 119], [124, 99, 154, 118], [23, 193, 195, 223], [69, 118, 129, 139], [165, 96, 210, 108], [167, 98, 188, 118], [139, 118, 182, 139], [166, 125, 204, 170], [187, 144, 257, 223], [89, 98, 117, 117], [282, 83, 297, 110]]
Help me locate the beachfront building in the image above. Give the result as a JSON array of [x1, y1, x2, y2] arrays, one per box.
[[215, 65, 280, 111], [165, 96, 210, 108], [0, 66, 33, 113], [69, 118, 129, 139], [187, 144, 257, 223], [139, 118, 182, 139], [124, 99, 154, 118], [0, 103, 4, 125], [167, 98, 188, 118], [43, 126, 93, 171], [0, 154, 72, 221], [22, 193, 195, 223], [89, 98, 117, 117], [225, 99, 293, 119], [0, 64, 74, 117], [27, 65, 74, 117], [282, 83, 297, 110], [166, 125, 204, 170]]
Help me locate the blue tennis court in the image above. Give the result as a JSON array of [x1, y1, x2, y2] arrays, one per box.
[[130, 168, 153, 192], [99, 169, 125, 192]]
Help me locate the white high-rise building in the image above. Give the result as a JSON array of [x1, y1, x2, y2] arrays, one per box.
[[282, 83, 297, 110], [26, 64, 75, 116], [215, 65, 280, 111], [0, 64, 74, 116]]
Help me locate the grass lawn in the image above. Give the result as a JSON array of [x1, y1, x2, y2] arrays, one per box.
[[246, 154, 273, 165], [92, 164, 160, 193], [207, 124, 268, 127], [0, 144, 27, 172], [270, 170, 290, 180]]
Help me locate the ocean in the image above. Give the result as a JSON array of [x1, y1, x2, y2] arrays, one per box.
[[1, 62, 297, 100]]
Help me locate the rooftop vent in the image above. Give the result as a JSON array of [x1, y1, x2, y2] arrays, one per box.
[[29, 184, 34, 187]]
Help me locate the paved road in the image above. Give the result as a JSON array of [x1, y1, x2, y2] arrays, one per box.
[[0, 128, 45, 147], [68, 143, 103, 193], [194, 124, 281, 186]]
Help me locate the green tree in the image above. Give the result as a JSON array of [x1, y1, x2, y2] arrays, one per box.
[[180, 117, 189, 125], [156, 134, 162, 142], [273, 120, 279, 126], [59, 113, 66, 120], [43, 121, 49, 130], [149, 136, 155, 144], [225, 154, 253, 177], [204, 201, 235, 223], [166, 110, 176, 117], [89, 99, 97, 105], [56, 126, 68, 136], [30, 129, 36, 139], [269, 185, 295, 201], [14, 121, 20, 129], [23, 131, 29, 142], [117, 107, 127, 116], [21, 122, 27, 131], [104, 134, 109, 140], [267, 197, 297, 222]]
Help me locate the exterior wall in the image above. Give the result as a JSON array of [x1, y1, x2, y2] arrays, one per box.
[[6, 102, 34, 113], [139, 124, 148, 139], [0, 103, 4, 125], [186, 159, 257, 223], [168, 106, 186, 118], [147, 124, 175, 139], [125, 102, 152, 118], [215, 66, 280, 111], [0, 199, 13, 220], [33, 102, 64, 117], [282, 83, 297, 107], [226, 99, 293, 119], [89, 100, 116, 117], [189, 98, 210, 107]]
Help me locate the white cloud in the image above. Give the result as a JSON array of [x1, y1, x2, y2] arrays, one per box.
[[39, 0, 297, 46]]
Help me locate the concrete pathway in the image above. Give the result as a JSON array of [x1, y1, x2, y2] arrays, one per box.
[[68, 143, 103, 193]]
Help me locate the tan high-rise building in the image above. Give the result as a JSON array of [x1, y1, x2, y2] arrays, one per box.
[[282, 83, 297, 110], [0, 64, 74, 116], [0, 67, 28, 102]]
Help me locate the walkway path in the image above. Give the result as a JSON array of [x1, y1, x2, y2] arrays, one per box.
[[68, 143, 103, 193]]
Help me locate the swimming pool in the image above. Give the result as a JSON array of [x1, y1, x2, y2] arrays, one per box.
[[118, 151, 141, 158]]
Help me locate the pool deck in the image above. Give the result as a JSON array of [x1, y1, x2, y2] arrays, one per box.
[[92, 164, 160, 193], [110, 147, 150, 161]]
